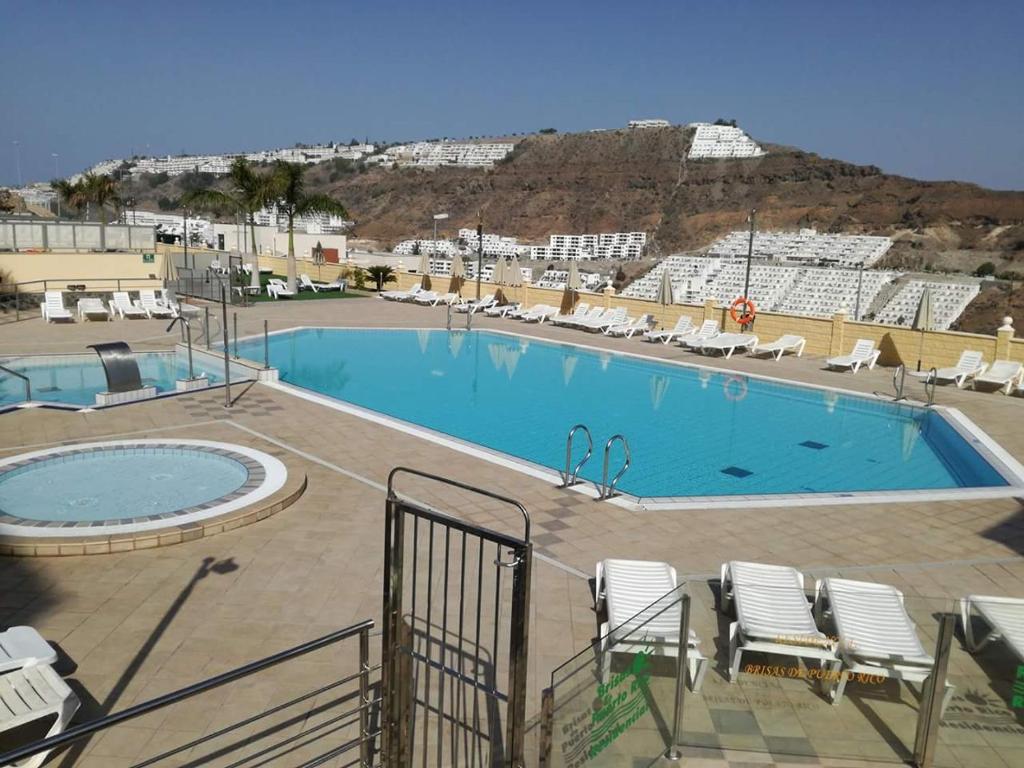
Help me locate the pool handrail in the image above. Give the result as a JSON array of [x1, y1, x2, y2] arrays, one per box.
[[166, 315, 196, 380], [0, 364, 31, 402], [600, 434, 631, 500], [560, 423, 593, 488]]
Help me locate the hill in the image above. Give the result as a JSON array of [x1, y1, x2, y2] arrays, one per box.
[[121, 126, 1024, 332]]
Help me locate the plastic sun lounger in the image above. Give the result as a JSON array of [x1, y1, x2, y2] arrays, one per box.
[[266, 280, 296, 299], [410, 290, 439, 305], [380, 285, 422, 301], [299, 274, 336, 292], [76, 297, 112, 322], [751, 334, 806, 361], [960, 595, 1024, 663], [554, 306, 603, 328], [454, 294, 495, 314], [577, 307, 628, 332], [695, 333, 758, 359], [605, 314, 654, 338], [110, 292, 147, 319], [680, 321, 721, 349], [0, 664, 80, 768], [720, 561, 836, 682], [41, 291, 73, 323], [643, 316, 695, 344], [549, 303, 591, 326], [138, 290, 175, 318], [825, 339, 880, 373], [484, 302, 520, 317], [596, 559, 709, 692], [909, 350, 987, 388], [0, 626, 58, 674], [814, 578, 954, 711], [520, 305, 558, 323], [972, 360, 1023, 395]]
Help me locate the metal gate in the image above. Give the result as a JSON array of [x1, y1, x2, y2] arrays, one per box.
[[382, 468, 532, 768]]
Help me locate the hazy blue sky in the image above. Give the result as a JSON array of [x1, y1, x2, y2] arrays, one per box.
[[2, 0, 1022, 189]]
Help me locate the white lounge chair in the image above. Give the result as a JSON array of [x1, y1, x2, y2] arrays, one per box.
[[0, 627, 58, 674], [520, 305, 559, 323], [158, 288, 183, 316], [137, 289, 175, 318], [109, 292, 147, 319], [299, 273, 336, 292], [680, 320, 721, 349], [695, 333, 758, 359], [720, 561, 836, 682], [911, 350, 987, 388], [825, 339, 880, 373], [41, 291, 73, 323], [814, 577, 954, 711], [484, 302, 521, 317], [454, 294, 496, 314], [0, 664, 80, 768], [380, 285, 423, 301], [605, 314, 654, 338], [751, 334, 806, 361], [577, 306, 628, 332], [76, 297, 112, 322], [596, 559, 709, 692], [643, 316, 695, 344], [553, 306, 602, 328], [410, 290, 439, 305], [960, 595, 1024, 662], [549, 302, 591, 326], [973, 360, 1023, 395], [266, 279, 296, 299]]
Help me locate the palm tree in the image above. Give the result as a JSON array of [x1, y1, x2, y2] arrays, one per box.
[[51, 178, 88, 220], [365, 265, 396, 292], [78, 174, 121, 247], [269, 161, 349, 293], [180, 158, 272, 259]]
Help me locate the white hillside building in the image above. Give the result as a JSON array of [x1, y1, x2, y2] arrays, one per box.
[[687, 123, 765, 159], [530, 232, 647, 261]]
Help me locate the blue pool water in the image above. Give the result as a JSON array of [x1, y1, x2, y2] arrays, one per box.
[[236, 328, 1008, 498], [0, 352, 225, 407], [0, 447, 249, 522]]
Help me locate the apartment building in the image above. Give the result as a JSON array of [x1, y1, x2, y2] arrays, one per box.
[[529, 231, 647, 260], [628, 119, 671, 129], [391, 141, 516, 168], [706, 229, 892, 268], [687, 123, 765, 159]]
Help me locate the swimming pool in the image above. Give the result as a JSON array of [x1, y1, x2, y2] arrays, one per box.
[[0, 351, 226, 408], [236, 327, 1024, 506]]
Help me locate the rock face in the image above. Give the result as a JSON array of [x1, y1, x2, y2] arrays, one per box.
[[0, 189, 27, 214]]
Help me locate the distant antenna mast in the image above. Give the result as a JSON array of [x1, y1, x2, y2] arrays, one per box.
[[476, 212, 484, 300], [742, 208, 756, 303]]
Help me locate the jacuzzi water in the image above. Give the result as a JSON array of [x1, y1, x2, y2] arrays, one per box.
[[0, 352, 225, 407], [235, 327, 1014, 500], [0, 446, 249, 522]]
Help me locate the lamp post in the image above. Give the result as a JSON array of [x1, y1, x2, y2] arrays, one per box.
[[742, 208, 756, 303], [52, 153, 60, 217], [854, 262, 864, 321], [476, 214, 483, 300], [12, 141, 21, 187]]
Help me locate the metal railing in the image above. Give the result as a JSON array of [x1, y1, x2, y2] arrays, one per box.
[[893, 363, 907, 401], [599, 434, 631, 500], [0, 619, 380, 768], [0, 363, 31, 402], [560, 424, 593, 488], [924, 366, 938, 406], [166, 316, 195, 380]]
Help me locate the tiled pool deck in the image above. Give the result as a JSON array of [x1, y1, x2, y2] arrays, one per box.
[[1, 297, 1023, 767]]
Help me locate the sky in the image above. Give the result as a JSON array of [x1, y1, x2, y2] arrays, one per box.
[[2, 0, 1022, 190]]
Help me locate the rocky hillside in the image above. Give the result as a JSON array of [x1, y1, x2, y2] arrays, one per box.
[[121, 126, 1024, 331]]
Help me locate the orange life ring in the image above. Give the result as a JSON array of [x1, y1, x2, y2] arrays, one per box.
[[729, 297, 756, 325], [723, 375, 748, 402]]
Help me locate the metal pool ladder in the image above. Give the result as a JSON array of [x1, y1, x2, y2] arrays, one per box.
[[0, 364, 31, 402], [893, 363, 907, 401], [560, 423, 593, 488], [599, 434, 631, 500], [924, 367, 938, 406]]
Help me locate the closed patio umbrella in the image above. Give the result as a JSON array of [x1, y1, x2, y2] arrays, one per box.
[[560, 261, 581, 314], [507, 256, 523, 287], [448, 253, 465, 295], [656, 269, 674, 328], [418, 252, 432, 291], [913, 286, 933, 371]]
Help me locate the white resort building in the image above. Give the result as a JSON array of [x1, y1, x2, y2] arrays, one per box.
[[529, 232, 647, 261], [687, 123, 765, 159]]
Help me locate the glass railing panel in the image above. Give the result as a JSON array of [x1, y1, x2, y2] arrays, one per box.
[[545, 582, 686, 767], [936, 594, 1024, 767]]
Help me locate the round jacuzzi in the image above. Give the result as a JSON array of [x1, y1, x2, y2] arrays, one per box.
[[0, 440, 293, 548]]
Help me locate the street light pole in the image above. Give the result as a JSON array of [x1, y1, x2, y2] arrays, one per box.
[[854, 262, 864, 321], [52, 153, 60, 217], [433, 211, 449, 276], [476, 215, 484, 300], [742, 208, 756, 303]]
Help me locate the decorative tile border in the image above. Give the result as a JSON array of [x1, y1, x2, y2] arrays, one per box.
[[0, 439, 293, 541]]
